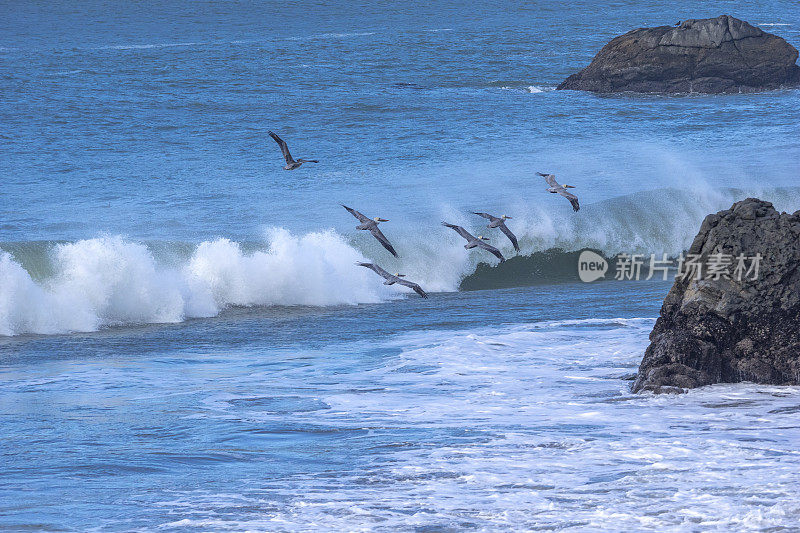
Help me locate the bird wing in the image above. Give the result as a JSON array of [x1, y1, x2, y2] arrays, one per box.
[[268, 131, 295, 164], [499, 223, 519, 251], [396, 278, 428, 298], [559, 190, 580, 212], [472, 212, 495, 221], [369, 226, 398, 257], [341, 204, 370, 223], [477, 240, 506, 262], [538, 172, 559, 188], [357, 262, 392, 280], [442, 222, 475, 242]]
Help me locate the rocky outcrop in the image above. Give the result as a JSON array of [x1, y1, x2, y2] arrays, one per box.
[[558, 15, 800, 94], [633, 199, 800, 393]]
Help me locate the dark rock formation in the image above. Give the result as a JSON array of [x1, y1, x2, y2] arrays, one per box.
[[633, 199, 800, 393], [558, 15, 800, 94]]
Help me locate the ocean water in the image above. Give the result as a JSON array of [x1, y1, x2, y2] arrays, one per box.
[[2, 0, 800, 530]]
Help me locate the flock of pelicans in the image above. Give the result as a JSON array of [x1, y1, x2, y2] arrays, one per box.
[[268, 131, 581, 299]]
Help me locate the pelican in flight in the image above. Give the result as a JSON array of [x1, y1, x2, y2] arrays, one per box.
[[268, 131, 319, 170], [358, 262, 428, 298], [472, 212, 519, 251], [538, 172, 580, 212], [442, 222, 506, 262], [342, 205, 398, 257]]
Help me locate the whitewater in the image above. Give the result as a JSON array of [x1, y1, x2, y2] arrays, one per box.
[[2, 186, 797, 336]]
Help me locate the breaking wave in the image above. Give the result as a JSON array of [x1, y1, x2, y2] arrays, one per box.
[[0, 230, 391, 336], [2, 187, 797, 336]]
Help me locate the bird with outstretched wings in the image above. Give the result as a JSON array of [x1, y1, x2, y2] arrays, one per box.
[[357, 262, 428, 298], [442, 222, 506, 262], [342, 205, 398, 257]]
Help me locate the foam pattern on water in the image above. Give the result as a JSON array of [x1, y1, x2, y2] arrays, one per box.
[[136, 318, 800, 531]]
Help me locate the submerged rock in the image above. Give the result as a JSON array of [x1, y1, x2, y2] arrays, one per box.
[[558, 15, 800, 94], [633, 198, 800, 393]]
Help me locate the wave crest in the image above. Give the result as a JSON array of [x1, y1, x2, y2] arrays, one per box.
[[2, 187, 797, 336], [0, 230, 392, 336]]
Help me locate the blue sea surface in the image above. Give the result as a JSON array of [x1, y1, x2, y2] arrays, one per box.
[[2, 0, 800, 530]]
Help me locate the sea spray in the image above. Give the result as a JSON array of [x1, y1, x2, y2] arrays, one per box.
[[186, 229, 388, 307], [0, 231, 393, 336], [1, 187, 797, 336]]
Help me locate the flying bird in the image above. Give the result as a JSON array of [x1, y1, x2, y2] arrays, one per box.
[[472, 212, 519, 251], [442, 222, 505, 262], [358, 262, 428, 298], [268, 131, 319, 170], [342, 204, 398, 257], [538, 172, 580, 212]]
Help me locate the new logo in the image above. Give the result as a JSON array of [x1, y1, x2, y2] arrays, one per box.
[[578, 250, 608, 282]]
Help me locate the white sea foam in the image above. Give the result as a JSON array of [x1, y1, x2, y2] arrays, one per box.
[[498, 85, 554, 93], [526, 85, 551, 93], [1, 187, 795, 336], [147, 318, 800, 530], [98, 42, 202, 51], [315, 32, 376, 39], [0, 230, 396, 336], [185, 229, 389, 307]]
